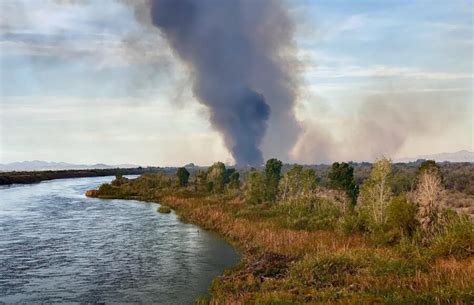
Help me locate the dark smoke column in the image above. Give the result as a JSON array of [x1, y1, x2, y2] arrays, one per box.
[[150, 0, 297, 166]]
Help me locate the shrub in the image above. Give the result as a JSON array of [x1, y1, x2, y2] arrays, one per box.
[[431, 210, 474, 259], [339, 211, 367, 235], [157, 205, 172, 214], [244, 171, 266, 204], [98, 183, 116, 196], [395, 236, 424, 259], [342, 195, 418, 245], [176, 167, 190, 187], [276, 197, 342, 231], [290, 253, 364, 288], [111, 174, 128, 186], [386, 196, 418, 237]]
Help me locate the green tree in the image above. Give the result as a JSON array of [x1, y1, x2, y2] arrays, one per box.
[[358, 158, 393, 228], [328, 162, 358, 205], [228, 171, 240, 189], [417, 160, 443, 183], [176, 167, 190, 187], [244, 171, 266, 204], [279, 165, 317, 201], [264, 158, 283, 202], [207, 162, 227, 193]]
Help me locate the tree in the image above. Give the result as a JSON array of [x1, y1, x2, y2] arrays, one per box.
[[244, 171, 265, 204], [328, 162, 358, 205], [111, 174, 128, 186], [228, 171, 240, 189], [195, 170, 208, 191], [418, 160, 440, 175], [414, 167, 444, 239], [264, 158, 283, 202], [207, 162, 227, 193], [417, 160, 443, 184], [176, 167, 190, 187], [279, 165, 317, 201], [358, 158, 393, 227]]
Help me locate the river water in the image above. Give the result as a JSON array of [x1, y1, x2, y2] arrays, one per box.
[[0, 176, 239, 304]]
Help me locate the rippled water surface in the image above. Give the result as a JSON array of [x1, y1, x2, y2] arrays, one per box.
[[0, 176, 239, 304]]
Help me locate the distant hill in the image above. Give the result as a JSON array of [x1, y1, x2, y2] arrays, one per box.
[[395, 150, 474, 163], [0, 161, 141, 172]]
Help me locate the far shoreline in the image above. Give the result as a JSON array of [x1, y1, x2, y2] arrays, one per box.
[[0, 167, 163, 186]]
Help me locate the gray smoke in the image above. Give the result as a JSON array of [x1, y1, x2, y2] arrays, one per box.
[[292, 90, 471, 163], [145, 0, 299, 166]]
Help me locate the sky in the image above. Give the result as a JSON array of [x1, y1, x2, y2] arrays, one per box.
[[0, 0, 473, 166]]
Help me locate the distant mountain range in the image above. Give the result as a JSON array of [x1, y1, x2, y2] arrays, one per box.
[[0, 161, 141, 172], [1, 151, 472, 171], [395, 150, 474, 163]]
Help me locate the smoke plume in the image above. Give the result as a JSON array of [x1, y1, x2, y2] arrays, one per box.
[[144, 0, 299, 166], [292, 90, 471, 163]]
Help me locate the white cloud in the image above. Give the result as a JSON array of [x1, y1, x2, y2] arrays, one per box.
[[305, 65, 473, 80]]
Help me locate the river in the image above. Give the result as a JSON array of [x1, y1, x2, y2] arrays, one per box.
[[0, 176, 239, 304]]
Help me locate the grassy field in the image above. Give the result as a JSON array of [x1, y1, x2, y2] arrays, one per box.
[[87, 165, 473, 304]]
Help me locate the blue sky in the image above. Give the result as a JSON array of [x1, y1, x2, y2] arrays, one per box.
[[0, 0, 472, 165]]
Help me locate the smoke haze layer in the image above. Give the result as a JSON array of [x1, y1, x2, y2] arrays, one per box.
[[147, 0, 299, 166]]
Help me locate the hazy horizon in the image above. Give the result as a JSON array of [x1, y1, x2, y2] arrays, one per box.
[[1, 149, 473, 170], [1, 0, 472, 166]]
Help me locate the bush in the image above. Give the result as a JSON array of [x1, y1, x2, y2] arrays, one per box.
[[339, 211, 367, 235], [244, 171, 266, 204], [386, 196, 418, 237], [431, 210, 474, 259], [111, 174, 128, 186], [98, 183, 117, 196], [176, 167, 190, 187], [341, 196, 418, 246], [290, 253, 364, 288], [275, 197, 342, 231], [368, 197, 418, 246], [157, 205, 172, 213]]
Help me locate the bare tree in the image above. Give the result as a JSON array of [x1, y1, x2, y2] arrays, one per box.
[[414, 169, 444, 239]]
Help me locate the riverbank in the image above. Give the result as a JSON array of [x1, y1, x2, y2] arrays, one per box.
[[87, 174, 473, 304], [0, 167, 162, 185]]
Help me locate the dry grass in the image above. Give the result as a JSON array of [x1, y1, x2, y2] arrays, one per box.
[[158, 194, 473, 304]]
